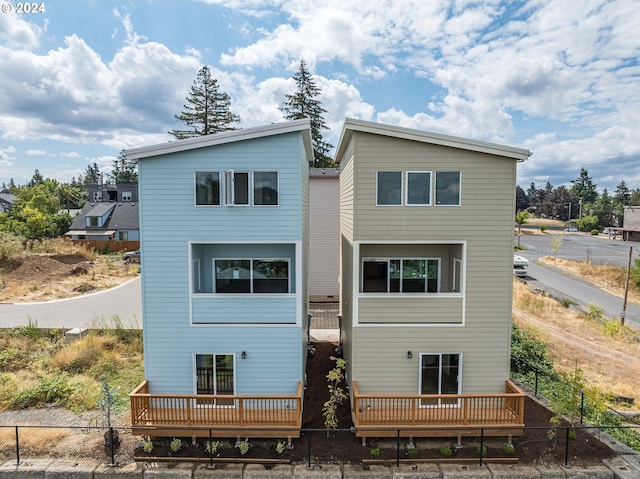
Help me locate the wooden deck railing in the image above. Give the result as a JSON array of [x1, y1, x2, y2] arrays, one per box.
[[130, 381, 303, 439], [352, 380, 525, 441]]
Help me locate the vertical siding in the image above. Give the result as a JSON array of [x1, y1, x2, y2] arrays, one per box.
[[309, 175, 340, 299], [347, 131, 517, 395], [138, 131, 308, 396]]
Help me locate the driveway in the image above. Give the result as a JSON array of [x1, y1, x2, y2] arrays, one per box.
[[0, 277, 142, 329]]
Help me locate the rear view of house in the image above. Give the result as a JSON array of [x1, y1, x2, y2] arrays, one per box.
[[126, 120, 313, 441], [335, 119, 531, 443]]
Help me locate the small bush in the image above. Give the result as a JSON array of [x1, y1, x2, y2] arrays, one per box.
[[590, 229, 599, 235], [276, 441, 286, 454], [170, 438, 182, 453], [439, 445, 453, 457], [370, 447, 381, 457], [238, 438, 250, 455], [476, 445, 487, 456], [407, 446, 418, 458], [558, 297, 578, 308], [142, 436, 153, 453], [206, 440, 220, 455], [539, 225, 547, 233], [503, 443, 515, 455], [568, 430, 577, 440]]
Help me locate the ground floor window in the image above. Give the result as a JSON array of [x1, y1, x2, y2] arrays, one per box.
[[420, 353, 461, 406], [195, 353, 235, 406]]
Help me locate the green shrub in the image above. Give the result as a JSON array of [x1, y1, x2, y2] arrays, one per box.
[[539, 225, 547, 233], [439, 445, 452, 457], [238, 438, 250, 455], [590, 229, 599, 235], [503, 443, 515, 455], [558, 297, 578, 308], [206, 440, 220, 455], [276, 441, 286, 454], [370, 447, 381, 457], [476, 445, 487, 456], [142, 436, 153, 453], [407, 446, 418, 458], [170, 438, 182, 453]]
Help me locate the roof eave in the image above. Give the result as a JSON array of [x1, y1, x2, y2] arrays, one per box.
[[126, 119, 313, 161], [334, 118, 532, 163]]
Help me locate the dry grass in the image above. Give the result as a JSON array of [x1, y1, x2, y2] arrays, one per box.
[[539, 256, 640, 304], [513, 280, 640, 400], [0, 426, 69, 455]]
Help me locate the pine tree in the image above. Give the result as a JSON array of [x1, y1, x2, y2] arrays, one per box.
[[569, 168, 598, 204], [170, 66, 240, 139], [110, 149, 138, 184], [280, 60, 334, 167]]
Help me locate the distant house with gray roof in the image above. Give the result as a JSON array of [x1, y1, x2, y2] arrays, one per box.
[[0, 193, 17, 213], [65, 184, 139, 250]]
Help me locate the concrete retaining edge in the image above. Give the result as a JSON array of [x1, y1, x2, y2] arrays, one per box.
[[0, 460, 620, 479]]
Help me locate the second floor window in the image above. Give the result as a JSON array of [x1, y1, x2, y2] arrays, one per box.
[[362, 258, 439, 293], [376, 170, 460, 206], [122, 191, 132, 201], [215, 259, 289, 293], [435, 172, 461, 206], [195, 172, 221, 206]]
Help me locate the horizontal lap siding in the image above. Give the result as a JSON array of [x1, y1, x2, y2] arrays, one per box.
[[144, 326, 302, 395], [192, 296, 296, 324], [349, 131, 516, 396], [138, 132, 306, 396], [309, 177, 340, 298], [358, 296, 463, 324]]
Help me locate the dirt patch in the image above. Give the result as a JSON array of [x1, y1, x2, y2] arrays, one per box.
[[0, 253, 138, 303]]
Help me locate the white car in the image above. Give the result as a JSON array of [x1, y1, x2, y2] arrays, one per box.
[[513, 255, 529, 277]]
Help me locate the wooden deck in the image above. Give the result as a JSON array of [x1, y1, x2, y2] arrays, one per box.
[[352, 380, 525, 443], [130, 381, 303, 440]]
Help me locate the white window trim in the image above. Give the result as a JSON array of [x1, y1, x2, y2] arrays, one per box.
[[376, 171, 403, 207], [434, 171, 462, 207], [361, 257, 441, 293], [194, 171, 221, 207], [405, 171, 432, 206], [122, 191, 132, 202], [192, 352, 237, 408], [418, 352, 463, 408], [212, 257, 291, 294], [253, 171, 280, 207]]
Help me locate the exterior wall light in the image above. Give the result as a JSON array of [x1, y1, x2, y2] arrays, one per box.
[[407, 351, 413, 359], [241, 351, 246, 359]]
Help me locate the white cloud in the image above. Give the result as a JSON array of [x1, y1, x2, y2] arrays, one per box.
[[0, 9, 42, 49], [26, 150, 46, 156]]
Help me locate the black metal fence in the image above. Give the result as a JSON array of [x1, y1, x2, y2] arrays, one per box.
[[1, 423, 637, 468]]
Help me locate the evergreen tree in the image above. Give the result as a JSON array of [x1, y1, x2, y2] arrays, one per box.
[[82, 163, 101, 186], [280, 60, 334, 167], [569, 168, 598, 204], [110, 149, 138, 184], [170, 66, 240, 139], [614, 180, 630, 205], [29, 169, 44, 187]]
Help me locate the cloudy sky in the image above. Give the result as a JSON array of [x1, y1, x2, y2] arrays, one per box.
[[1, 0, 639, 192]]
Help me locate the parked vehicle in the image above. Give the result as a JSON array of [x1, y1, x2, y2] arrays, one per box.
[[123, 250, 140, 263], [513, 255, 528, 277]]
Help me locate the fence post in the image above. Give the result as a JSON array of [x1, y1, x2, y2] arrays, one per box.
[[209, 429, 213, 467], [534, 369, 539, 397], [306, 430, 312, 469], [479, 428, 484, 466], [580, 392, 585, 425], [396, 429, 400, 468], [109, 427, 116, 466], [564, 427, 570, 467], [14, 426, 22, 466]]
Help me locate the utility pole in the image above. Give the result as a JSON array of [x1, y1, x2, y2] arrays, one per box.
[[621, 246, 632, 326]]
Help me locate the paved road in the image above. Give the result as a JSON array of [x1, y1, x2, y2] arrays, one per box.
[[0, 277, 143, 329], [518, 233, 640, 329]]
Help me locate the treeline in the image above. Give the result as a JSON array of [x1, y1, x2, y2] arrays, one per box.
[[0, 151, 137, 239], [517, 168, 640, 230]]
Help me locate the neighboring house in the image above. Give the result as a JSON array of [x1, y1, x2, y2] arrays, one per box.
[[0, 193, 16, 213], [609, 206, 640, 241], [334, 119, 531, 443], [309, 168, 340, 302], [66, 184, 140, 247], [126, 120, 313, 441]]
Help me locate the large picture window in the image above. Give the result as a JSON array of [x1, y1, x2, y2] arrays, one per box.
[[377, 171, 402, 206], [420, 353, 461, 406], [215, 258, 289, 293], [435, 171, 461, 206], [195, 353, 234, 406], [195, 172, 221, 206], [362, 258, 439, 293]]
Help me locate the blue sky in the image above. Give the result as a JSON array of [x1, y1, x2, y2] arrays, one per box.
[[1, 0, 639, 192]]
